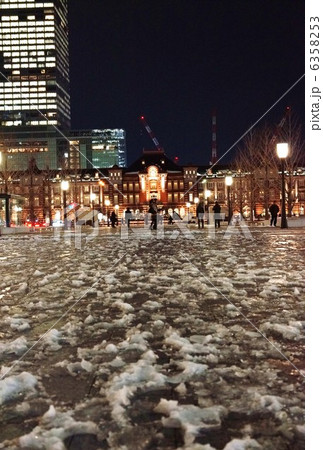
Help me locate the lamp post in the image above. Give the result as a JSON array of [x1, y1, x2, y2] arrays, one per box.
[[115, 204, 119, 224], [186, 202, 191, 222], [98, 180, 105, 209], [90, 192, 96, 227], [225, 175, 233, 224], [193, 197, 198, 223], [277, 143, 288, 229], [204, 189, 211, 212], [105, 199, 110, 226], [61, 180, 69, 230]]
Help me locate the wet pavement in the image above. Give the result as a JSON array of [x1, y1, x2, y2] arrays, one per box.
[[0, 226, 305, 449]]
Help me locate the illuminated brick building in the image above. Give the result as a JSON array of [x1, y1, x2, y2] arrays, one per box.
[[0, 148, 305, 226]]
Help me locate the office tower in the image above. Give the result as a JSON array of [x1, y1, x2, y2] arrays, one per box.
[[0, 0, 70, 129], [69, 129, 127, 170], [0, 1, 127, 173]]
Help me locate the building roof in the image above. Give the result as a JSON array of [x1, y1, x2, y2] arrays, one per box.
[[126, 149, 181, 173]]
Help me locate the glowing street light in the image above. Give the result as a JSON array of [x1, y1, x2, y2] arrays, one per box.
[[225, 175, 233, 223], [61, 180, 69, 230], [105, 199, 111, 226], [186, 202, 191, 221], [277, 143, 288, 228], [204, 190, 211, 213], [90, 192, 96, 227]]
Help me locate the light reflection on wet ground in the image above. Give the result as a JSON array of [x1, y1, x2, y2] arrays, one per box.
[[0, 227, 305, 449]]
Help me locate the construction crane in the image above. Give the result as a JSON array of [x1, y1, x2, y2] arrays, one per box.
[[271, 106, 291, 144], [139, 116, 164, 151]]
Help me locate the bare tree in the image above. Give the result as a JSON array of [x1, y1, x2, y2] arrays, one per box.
[[42, 165, 54, 225], [276, 109, 305, 216], [255, 124, 280, 219], [235, 129, 265, 222]]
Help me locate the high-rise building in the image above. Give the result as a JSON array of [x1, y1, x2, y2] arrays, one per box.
[[0, 0, 70, 129], [69, 129, 127, 170], [0, 0, 127, 174]]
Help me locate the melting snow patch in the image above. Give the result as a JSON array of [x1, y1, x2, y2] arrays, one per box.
[[104, 350, 167, 425], [142, 300, 162, 310], [65, 359, 93, 375], [42, 329, 62, 350], [0, 336, 28, 356], [33, 269, 44, 277], [259, 322, 303, 341], [114, 300, 135, 313], [250, 391, 285, 413], [0, 372, 38, 405], [5, 316, 30, 331], [129, 270, 142, 277], [154, 399, 227, 446], [223, 438, 261, 449], [19, 406, 100, 449], [84, 314, 95, 325]]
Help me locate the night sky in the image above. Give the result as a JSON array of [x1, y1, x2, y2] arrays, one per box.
[[68, 0, 305, 166]]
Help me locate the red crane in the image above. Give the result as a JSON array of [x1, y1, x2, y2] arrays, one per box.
[[211, 109, 217, 164], [271, 106, 291, 144], [139, 116, 163, 151]]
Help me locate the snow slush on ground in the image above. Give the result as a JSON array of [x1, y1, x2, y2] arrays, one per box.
[[0, 227, 305, 449]]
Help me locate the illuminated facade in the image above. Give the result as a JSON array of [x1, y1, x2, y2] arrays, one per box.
[[0, 127, 67, 170], [0, 1, 127, 171], [0, 0, 70, 129], [0, 127, 126, 171], [0, 149, 305, 225]]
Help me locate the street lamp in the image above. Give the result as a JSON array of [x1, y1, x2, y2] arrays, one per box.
[[204, 190, 211, 213], [277, 143, 288, 229], [90, 192, 96, 227], [61, 180, 69, 230], [225, 175, 233, 224], [193, 197, 199, 220], [98, 180, 105, 208], [186, 202, 191, 221], [105, 199, 110, 226], [115, 204, 119, 223]]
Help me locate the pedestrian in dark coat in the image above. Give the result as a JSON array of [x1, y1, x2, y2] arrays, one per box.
[[148, 199, 158, 230], [212, 201, 221, 228], [196, 202, 205, 229], [269, 201, 279, 226], [125, 208, 132, 228], [110, 211, 118, 228]]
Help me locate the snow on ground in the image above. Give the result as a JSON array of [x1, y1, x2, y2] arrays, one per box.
[[0, 227, 305, 449]]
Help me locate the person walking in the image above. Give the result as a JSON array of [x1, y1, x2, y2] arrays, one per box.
[[110, 210, 118, 228], [196, 201, 205, 229], [269, 201, 279, 226], [148, 199, 158, 230], [212, 201, 221, 228], [125, 207, 132, 228]]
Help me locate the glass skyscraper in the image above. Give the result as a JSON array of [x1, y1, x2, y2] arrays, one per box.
[[69, 129, 127, 170], [0, 0, 127, 173], [0, 0, 70, 129]]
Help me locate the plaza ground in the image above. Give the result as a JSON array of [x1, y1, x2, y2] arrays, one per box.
[[0, 226, 305, 449]]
